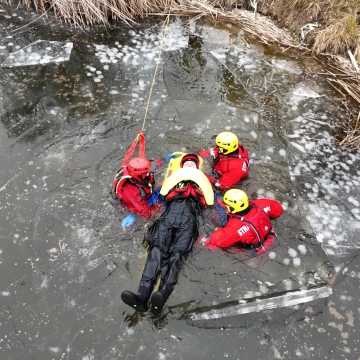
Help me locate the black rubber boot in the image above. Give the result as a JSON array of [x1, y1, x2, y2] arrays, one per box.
[[121, 290, 147, 312], [150, 291, 165, 315]]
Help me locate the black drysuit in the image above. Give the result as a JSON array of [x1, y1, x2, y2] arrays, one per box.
[[137, 195, 201, 303]]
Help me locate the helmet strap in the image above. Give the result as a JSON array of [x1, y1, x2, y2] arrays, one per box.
[[234, 206, 251, 216]]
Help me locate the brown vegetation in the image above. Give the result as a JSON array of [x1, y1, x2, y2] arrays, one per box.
[[313, 14, 359, 56], [254, 0, 360, 148], [256, 0, 360, 59]]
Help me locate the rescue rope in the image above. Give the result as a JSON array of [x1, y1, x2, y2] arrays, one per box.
[[141, 11, 171, 132]]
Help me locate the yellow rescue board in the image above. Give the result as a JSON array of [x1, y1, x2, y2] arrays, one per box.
[[160, 167, 214, 206]]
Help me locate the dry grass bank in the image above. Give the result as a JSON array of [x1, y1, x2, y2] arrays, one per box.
[[254, 0, 360, 149], [5, 0, 360, 148], [255, 0, 360, 59]]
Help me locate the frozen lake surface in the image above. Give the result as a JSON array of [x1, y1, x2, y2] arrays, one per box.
[[1, 5, 360, 360]]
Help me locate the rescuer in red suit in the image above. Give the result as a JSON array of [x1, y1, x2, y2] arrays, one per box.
[[205, 189, 283, 252], [199, 131, 250, 191], [112, 157, 157, 219]]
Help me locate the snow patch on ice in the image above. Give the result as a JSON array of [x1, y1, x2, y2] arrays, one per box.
[[82, 353, 95, 360], [76, 228, 95, 249], [40, 275, 49, 289], [288, 248, 298, 258], [267, 252, 277, 263], [279, 149, 287, 157], [271, 58, 302, 75], [162, 19, 189, 52], [293, 258, 301, 267], [250, 131, 258, 139], [283, 258, 290, 266], [49, 347, 60, 353], [297, 244, 307, 255], [288, 83, 322, 109]]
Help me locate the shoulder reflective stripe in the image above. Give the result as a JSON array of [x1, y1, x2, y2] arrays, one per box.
[[241, 218, 262, 245], [237, 225, 250, 236], [116, 175, 132, 195], [113, 168, 124, 181], [238, 152, 249, 164]]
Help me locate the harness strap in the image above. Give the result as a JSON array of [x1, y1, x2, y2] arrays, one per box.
[[111, 168, 125, 198], [240, 218, 264, 248], [234, 204, 266, 249], [114, 175, 131, 199], [114, 174, 153, 200]]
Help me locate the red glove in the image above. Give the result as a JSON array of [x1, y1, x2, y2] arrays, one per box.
[[199, 149, 210, 158], [204, 239, 218, 251], [207, 175, 217, 184], [150, 203, 161, 216]]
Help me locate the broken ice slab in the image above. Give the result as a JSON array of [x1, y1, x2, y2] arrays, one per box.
[[190, 285, 332, 321], [1, 40, 73, 68], [162, 19, 189, 52]]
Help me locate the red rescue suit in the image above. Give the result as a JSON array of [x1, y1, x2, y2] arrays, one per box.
[[112, 170, 155, 219], [200, 146, 250, 190], [206, 198, 283, 250]]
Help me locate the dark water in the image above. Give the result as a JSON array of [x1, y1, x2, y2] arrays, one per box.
[[1, 5, 360, 360]]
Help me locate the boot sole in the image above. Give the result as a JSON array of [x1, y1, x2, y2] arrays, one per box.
[[121, 291, 147, 312], [150, 292, 165, 315]]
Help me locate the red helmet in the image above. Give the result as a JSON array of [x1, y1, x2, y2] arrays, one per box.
[[127, 157, 151, 178], [180, 153, 200, 168]]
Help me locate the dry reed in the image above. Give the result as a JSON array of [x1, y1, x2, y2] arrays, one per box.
[[321, 55, 360, 149], [313, 15, 359, 55]]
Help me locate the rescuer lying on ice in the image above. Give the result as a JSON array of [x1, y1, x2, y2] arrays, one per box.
[[121, 154, 214, 314], [205, 189, 283, 252], [199, 131, 250, 191]]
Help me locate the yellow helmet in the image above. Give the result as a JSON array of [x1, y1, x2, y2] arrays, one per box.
[[215, 131, 239, 155], [223, 189, 249, 214]]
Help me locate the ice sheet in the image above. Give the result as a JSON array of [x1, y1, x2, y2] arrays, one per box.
[[1, 40, 73, 67]]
